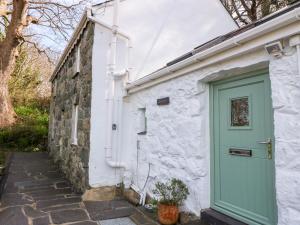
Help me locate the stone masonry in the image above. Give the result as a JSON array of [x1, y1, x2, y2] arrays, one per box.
[[48, 22, 94, 192]]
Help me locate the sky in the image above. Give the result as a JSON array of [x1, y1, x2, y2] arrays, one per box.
[[92, 0, 237, 78]]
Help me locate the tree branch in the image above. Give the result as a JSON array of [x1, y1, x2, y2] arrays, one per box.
[[230, 0, 250, 25]]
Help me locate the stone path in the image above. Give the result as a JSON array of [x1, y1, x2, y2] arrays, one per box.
[[0, 152, 159, 225]]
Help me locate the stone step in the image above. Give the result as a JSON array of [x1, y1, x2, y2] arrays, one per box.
[[200, 209, 247, 225]]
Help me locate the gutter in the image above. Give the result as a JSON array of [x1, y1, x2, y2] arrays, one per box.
[[126, 7, 300, 93]]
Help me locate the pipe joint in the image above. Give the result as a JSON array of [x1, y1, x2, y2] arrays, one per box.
[[106, 158, 126, 169]]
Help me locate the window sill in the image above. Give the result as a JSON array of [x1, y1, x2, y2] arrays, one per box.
[[72, 71, 79, 79]]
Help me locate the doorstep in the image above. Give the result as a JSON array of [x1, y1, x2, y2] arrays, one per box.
[[200, 209, 248, 225], [84, 199, 160, 225]]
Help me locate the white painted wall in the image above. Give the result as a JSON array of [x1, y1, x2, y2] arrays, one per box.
[[121, 49, 270, 215], [269, 49, 300, 225], [89, 23, 128, 186], [88, 2, 300, 222], [93, 0, 237, 79]]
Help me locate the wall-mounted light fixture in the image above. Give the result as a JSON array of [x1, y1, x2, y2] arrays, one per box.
[[265, 41, 283, 58]]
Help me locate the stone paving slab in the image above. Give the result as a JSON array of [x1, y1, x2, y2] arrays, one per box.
[[41, 203, 82, 213], [32, 216, 51, 225], [100, 217, 136, 225], [84, 200, 135, 221], [70, 221, 99, 225], [50, 209, 90, 224], [0, 152, 163, 225], [0, 153, 93, 225], [23, 205, 47, 218], [0, 206, 28, 225], [36, 197, 82, 209]]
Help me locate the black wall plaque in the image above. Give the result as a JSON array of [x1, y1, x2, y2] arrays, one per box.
[[157, 97, 170, 106]]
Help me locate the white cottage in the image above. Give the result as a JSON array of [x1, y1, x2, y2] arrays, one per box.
[[49, 1, 300, 224]]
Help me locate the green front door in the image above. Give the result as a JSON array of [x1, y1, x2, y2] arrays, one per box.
[[211, 72, 276, 225]]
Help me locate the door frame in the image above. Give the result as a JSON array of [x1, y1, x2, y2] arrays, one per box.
[[209, 69, 277, 225]]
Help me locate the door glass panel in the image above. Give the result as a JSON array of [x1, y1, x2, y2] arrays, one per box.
[[231, 97, 249, 126]]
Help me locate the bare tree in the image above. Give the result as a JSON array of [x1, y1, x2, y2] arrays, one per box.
[[0, 0, 86, 127], [221, 0, 296, 26]]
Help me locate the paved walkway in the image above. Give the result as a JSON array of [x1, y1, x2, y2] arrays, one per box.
[[0, 152, 158, 225]]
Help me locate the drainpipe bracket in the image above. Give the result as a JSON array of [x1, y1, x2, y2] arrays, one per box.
[[113, 70, 129, 80], [106, 158, 126, 169]]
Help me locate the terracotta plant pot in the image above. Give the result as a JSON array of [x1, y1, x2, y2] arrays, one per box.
[[158, 203, 179, 225]]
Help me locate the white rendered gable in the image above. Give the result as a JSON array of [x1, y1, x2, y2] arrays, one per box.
[[92, 0, 237, 79]]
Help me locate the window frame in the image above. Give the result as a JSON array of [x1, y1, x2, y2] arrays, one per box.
[[73, 44, 81, 77], [71, 104, 79, 145], [137, 108, 147, 135]]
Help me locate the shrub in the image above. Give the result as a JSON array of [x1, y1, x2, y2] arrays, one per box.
[[0, 100, 49, 152], [153, 178, 189, 206]]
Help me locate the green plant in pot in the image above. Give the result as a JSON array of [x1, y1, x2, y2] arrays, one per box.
[[153, 178, 189, 225]]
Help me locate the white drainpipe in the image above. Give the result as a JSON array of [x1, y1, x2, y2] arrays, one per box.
[[104, 0, 126, 169], [297, 44, 300, 75], [289, 35, 300, 75]]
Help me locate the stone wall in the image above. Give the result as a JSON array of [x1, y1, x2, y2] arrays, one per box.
[[48, 22, 94, 192]]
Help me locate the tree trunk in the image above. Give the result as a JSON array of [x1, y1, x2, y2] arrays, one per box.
[[0, 77, 16, 127], [0, 0, 30, 127], [0, 43, 18, 127]]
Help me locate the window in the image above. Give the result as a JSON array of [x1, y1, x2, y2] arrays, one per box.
[[53, 80, 57, 97], [71, 104, 79, 145], [75, 45, 80, 73], [59, 112, 65, 156], [137, 108, 147, 135], [72, 44, 80, 78], [231, 97, 249, 127], [51, 118, 55, 140]]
